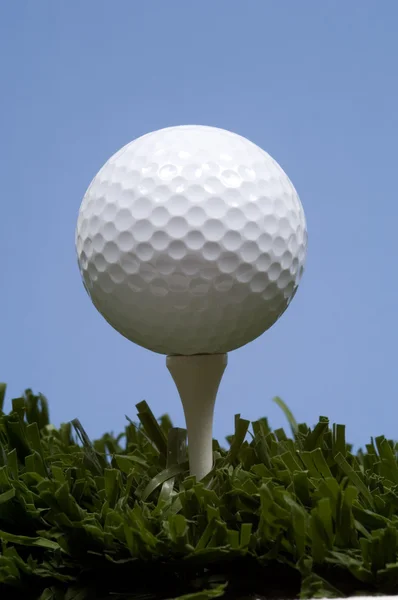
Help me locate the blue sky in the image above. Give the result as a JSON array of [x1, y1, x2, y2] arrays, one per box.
[[1, 1, 397, 449]]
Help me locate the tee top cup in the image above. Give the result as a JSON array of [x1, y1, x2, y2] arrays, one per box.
[[76, 125, 307, 479]]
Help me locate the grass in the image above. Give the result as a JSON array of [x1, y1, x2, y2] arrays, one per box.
[[0, 383, 398, 599]]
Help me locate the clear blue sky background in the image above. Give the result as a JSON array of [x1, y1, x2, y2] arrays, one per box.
[[1, 1, 397, 448]]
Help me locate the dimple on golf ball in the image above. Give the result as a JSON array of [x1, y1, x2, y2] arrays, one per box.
[[76, 125, 307, 355]]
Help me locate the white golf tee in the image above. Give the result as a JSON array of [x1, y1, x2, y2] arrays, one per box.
[[166, 353, 228, 481]]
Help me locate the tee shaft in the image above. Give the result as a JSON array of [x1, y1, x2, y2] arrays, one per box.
[[166, 353, 228, 480]]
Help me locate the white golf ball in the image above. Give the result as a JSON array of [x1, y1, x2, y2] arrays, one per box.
[[76, 125, 307, 355]]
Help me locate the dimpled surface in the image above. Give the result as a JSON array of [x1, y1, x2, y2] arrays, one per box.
[[76, 125, 307, 355]]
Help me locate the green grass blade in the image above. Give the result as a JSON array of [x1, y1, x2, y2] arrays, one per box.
[[141, 462, 189, 501], [136, 400, 168, 460], [335, 452, 374, 508], [273, 396, 298, 436], [0, 383, 6, 413]]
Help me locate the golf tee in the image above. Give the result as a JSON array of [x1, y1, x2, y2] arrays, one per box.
[[166, 353, 228, 481]]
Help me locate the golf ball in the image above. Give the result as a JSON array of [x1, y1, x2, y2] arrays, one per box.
[[76, 125, 307, 355]]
